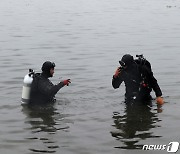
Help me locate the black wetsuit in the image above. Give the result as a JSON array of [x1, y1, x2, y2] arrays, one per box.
[[112, 60, 162, 103], [29, 72, 64, 105]]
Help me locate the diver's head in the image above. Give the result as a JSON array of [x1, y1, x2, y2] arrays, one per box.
[[41, 61, 55, 77], [119, 54, 134, 68]]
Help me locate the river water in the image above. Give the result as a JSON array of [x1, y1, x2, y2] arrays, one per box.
[[0, 0, 180, 154]]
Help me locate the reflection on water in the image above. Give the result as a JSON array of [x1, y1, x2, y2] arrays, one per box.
[[0, 0, 180, 153], [111, 103, 162, 149], [22, 104, 70, 153]]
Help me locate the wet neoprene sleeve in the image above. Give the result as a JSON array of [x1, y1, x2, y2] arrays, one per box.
[[38, 79, 64, 97], [143, 66, 162, 97], [112, 75, 123, 89], [148, 74, 162, 97]]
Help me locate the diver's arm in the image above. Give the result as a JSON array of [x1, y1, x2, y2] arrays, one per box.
[[145, 67, 162, 97], [112, 76, 123, 89], [142, 65, 164, 104], [112, 67, 123, 89], [151, 77, 164, 105], [151, 77, 162, 97], [38, 79, 64, 97], [145, 68, 164, 105]]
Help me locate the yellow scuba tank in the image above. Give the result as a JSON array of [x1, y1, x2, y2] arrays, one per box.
[[21, 69, 34, 105]]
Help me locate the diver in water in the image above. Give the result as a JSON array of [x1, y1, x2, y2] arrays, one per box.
[[112, 54, 164, 105], [29, 61, 71, 105]]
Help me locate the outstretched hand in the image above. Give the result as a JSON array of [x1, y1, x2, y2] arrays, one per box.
[[63, 79, 71, 86]]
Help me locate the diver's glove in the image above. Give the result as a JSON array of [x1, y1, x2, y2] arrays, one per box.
[[156, 96, 164, 105], [63, 79, 71, 86], [114, 67, 121, 78]]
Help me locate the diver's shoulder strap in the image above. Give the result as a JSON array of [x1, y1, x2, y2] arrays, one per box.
[[33, 73, 41, 79], [135, 58, 152, 72]]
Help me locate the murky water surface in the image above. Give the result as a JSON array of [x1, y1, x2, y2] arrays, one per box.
[[0, 0, 180, 153]]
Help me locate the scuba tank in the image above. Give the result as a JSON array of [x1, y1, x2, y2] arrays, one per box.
[[21, 69, 34, 105]]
